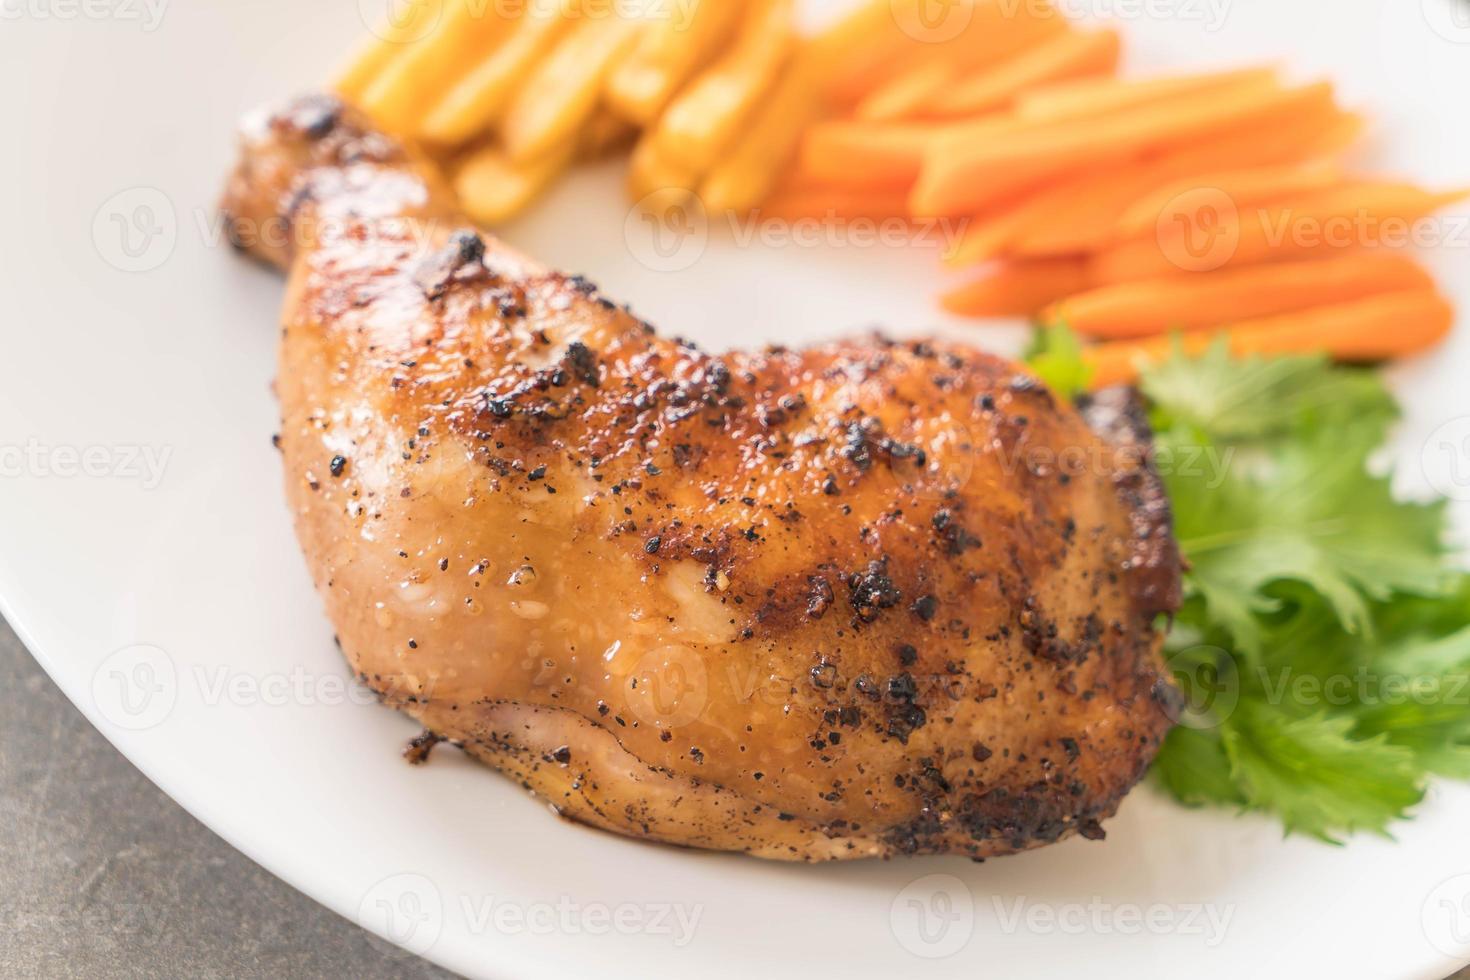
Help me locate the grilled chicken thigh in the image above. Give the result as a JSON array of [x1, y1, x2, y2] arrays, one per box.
[[222, 95, 1182, 861]]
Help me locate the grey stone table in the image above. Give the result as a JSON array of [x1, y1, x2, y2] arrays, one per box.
[[0, 616, 455, 980], [3, 614, 1467, 980]]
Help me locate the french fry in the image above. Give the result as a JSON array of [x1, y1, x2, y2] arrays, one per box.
[[700, 56, 822, 212], [940, 258, 1092, 317], [627, 132, 700, 202], [605, 0, 743, 124], [1044, 254, 1435, 338], [919, 28, 1122, 119], [332, 2, 447, 100], [455, 140, 576, 225], [420, 6, 572, 146], [359, 0, 515, 134], [502, 13, 645, 162], [652, 0, 796, 173], [1083, 289, 1454, 387], [910, 80, 1338, 217], [1014, 67, 1280, 123]]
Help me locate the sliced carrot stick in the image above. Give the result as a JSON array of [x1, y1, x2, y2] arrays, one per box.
[[910, 80, 1338, 217], [1014, 67, 1280, 123], [1114, 163, 1345, 239], [853, 6, 1070, 121], [604, 0, 743, 124], [1044, 254, 1435, 338], [419, 7, 571, 145], [1007, 168, 1167, 257], [940, 258, 1092, 317], [1083, 289, 1454, 387], [1090, 184, 1470, 283], [758, 188, 912, 222], [653, 0, 796, 172], [816, 0, 1065, 108], [1012, 163, 1346, 258], [700, 55, 822, 212], [942, 201, 1046, 267], [943, 106, 1360, 265], [800, 114, 1020, 189], [918, 28, 1122, 119]]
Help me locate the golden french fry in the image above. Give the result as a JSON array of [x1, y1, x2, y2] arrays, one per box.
[[332, 0, 448, 100], [578, 110, 638, 159], [627, 132, 699, 203], [455, 140, 576, 224], [652, 0, 795, 173], [359, 0, 517, 134], [420, 4, 572, 146], [500, 12, 644, 162], [604, 0, 743, 125], [699, 55, 821, 212]]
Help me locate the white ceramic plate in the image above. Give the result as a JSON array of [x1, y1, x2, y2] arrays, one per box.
[[4, 1, 1470, 977]]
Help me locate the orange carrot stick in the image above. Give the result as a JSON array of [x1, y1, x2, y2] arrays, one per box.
[[918, 28, 1122, 119], [758, 188, 912, 222], [798, 114, 1018, 189], [941, 258, 1092, 317], [1045, 254, 1435, 338], [818, 0, 1065, 108], [1089, 184, 1470, 283], [910, 80, 1337, 217], [1114, 163, 1346, 239], [1012, 162, 1346, 259], [853, 8, 1071, 121], [1083, 289, 1454, 387], [944, 109, 1359, 265], [1013, 67, 1280, 123]]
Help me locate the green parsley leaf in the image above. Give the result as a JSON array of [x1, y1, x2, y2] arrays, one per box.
[[1221, 703, 1423, 842], [1025, 323, 1092, 400], [1110, 325, 1470, 841], [1142, 339, 1397, 448], [1169, 434, 1451, 650]]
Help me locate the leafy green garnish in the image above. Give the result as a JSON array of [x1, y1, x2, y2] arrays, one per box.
[[1024, 323, 1092, 400], [1030, 331, 1470, 841]]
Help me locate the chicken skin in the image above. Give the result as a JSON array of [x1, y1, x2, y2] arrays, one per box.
[[221, 95, 1182, 861]]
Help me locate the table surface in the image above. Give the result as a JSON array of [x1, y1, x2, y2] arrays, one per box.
[[3, 613, 1467, 980]]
